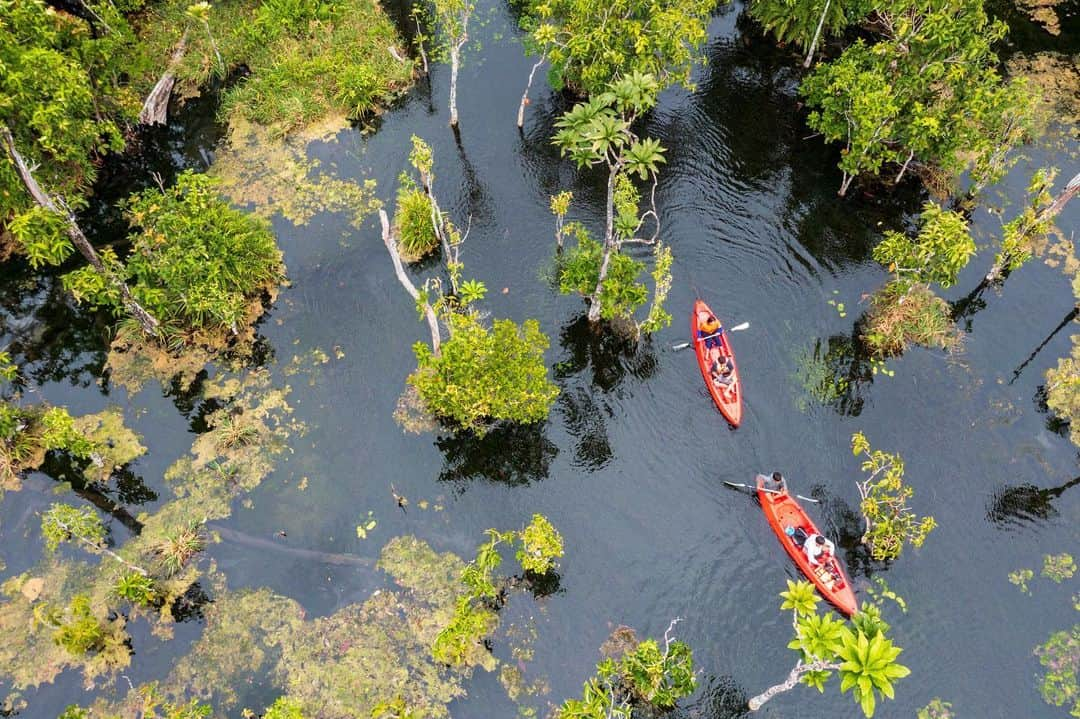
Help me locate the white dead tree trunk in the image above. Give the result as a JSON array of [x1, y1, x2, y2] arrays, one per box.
[[379, 209, 442, 356], [517, 56, 545, 128], [139, 31, 189, 126], [1, 126, 160, 336], [803, 0, 832, 68], [985, 171, 1080, 283]]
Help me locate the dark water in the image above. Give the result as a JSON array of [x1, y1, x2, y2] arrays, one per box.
[[2, 2, 1078, 717]]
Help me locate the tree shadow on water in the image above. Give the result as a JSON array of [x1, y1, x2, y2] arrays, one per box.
[[435, 421, 558, 488], [671, 674, 749, 718], [987, 475, 1080, 528]]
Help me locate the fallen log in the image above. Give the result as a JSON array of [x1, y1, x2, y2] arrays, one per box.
[[139, 32, 189, 126]]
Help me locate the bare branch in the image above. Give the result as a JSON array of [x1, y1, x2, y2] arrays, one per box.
[[379, 209, 442, 356]]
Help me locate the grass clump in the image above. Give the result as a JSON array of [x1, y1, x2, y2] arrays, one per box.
[[861, 282, 961, 357], [394, 181, 438, 261]]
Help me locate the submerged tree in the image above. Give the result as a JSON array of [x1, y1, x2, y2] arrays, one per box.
[[518, 0, 714, 98], [380, 139, 558, 434], [800, 0, 1037, 196], [418, 0, 474, 127], [552, 73, 673, 334], [748, 580, 911, 716], [849, 433, 935, 561], [985, 168, 1080, 284]]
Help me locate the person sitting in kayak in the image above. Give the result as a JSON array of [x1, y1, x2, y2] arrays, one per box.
[[804, 534, 836, 567], [710, 354, 735, 387], [764, 472, 786, 492], [698, 313, 724, 355]]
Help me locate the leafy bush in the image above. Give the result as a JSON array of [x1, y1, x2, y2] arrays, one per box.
[[872, 203, 975, 289], [114, 571, 159, 607], [517, 513, 564, 575], [36, 594, 106, 656], [263, 696, 307, 719], [520, 0, 714, 95], [558, 229, 648, 321], [394, 184, 438, 261], [63, 171, 284, 342], [409, 314, 559, 434]]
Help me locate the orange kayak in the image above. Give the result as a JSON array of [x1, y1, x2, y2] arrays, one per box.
[[692, 299, 742, 426], [756, 474, 858, 616]]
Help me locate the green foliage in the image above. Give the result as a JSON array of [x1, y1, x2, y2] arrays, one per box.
[[113, 571, 159, 607], [520, 0, 715, 95], [873, 203, 975, 289], [749, 0, 871, 53], [65, 171, 283, 342], [0, 0, 130, 228], [1036, 624, 1079, 717], [211, 0, 412, 133], [1044, 553, 1077, 583], [800, 0, 1035, 194], [36, 594, 105, 656], [409, 314, 558, 434], [850, 433, 936, 561], [994, 167, 1059, 275], [917, 698, 954, 719], [835, 627, 911, 717], [263, 696, 306, 719], [1010, 567, 1035, 593], [517, 513, 564, 574], [556, 631, 696, 718], [394, 182, 438, 261], [41, 503, 106, 553], [558, 230, 648, 319], [861, 281, 959, 357], [58, 707, 89, 719], [152, 522, 206, 577], [552, 73, 662, 169]]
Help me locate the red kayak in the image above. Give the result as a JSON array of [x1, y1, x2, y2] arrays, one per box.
[[691, 299, 742, 426], [756, 474, 858, 617]]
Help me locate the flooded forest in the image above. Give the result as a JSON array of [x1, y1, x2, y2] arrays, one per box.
[[0, 0, 1078, 716]]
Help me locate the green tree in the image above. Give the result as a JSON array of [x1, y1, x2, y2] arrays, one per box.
[[556, 622, 695, 718], [801, 0, 1036, 196], [426, 0, 474, 127], [747, 581, 911, 716], [519, 0, 715, 96], [850, 433, 936, 561], [41, 502, 151, 575], [379, 140, 558, 435], [552, 73, 673, 333]]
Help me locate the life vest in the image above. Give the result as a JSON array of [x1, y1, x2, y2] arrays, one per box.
[[701, 316, 720, 334]]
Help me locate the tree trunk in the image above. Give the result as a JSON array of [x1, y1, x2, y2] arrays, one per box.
[[748, 659, 841, 711], [894, 148, 915, 184], [449, 44, 462, 127], [838, 173, 855, 197], [1, 126, 160, 337], [803, 0, 832, 68], [517, 56, 545, 128], [414, 14, 429, 73], [139, 31, 189, 126], [587, 165, 620, 323], [379, 209, 442, 356]]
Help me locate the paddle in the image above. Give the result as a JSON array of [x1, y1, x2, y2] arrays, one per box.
[[722, 480, 821, 504], [671, 322, 750, 350]]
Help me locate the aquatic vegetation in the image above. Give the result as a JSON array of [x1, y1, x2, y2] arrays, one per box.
[[1036, 623, 1079, 717], [917, 698, 954, 719], [872, 204, 975, 290], [555, 624, 696, 718], [212, 117, 383, 227], [517, 513, 564, 575], [850, 432, 936, 561], [861, 282, 961, 358], [1043, 553, 1077, 583], [394, 182, 439, 261], [748, 580, 910, 717]]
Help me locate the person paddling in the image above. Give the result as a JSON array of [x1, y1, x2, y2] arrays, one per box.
[[698, 312, 724, 357]]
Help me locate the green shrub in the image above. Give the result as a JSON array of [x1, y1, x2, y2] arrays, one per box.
[[114, 571, 159, 607], [558, 229, 648, 322], [517, 513, 564, 575], [409, 314, 559, 434], [394, 185, 438, 261], [62, 171, 284, 343]]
